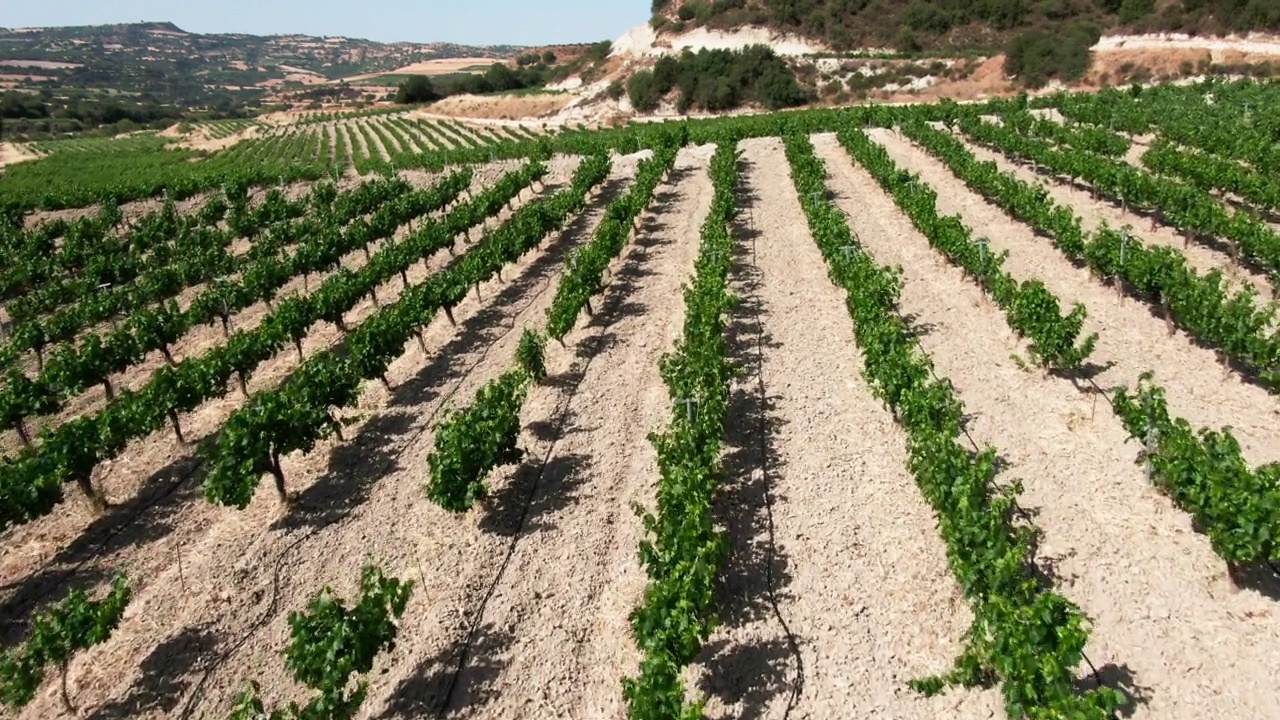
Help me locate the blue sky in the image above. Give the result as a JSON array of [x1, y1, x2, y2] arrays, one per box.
[[3, 0, 649, 46]]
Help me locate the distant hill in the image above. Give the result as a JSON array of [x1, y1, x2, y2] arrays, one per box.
[[0, 22, 524, 107], [648, 0, 1280, 53]]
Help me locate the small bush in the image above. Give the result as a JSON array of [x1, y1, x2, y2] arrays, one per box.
[[395, 75, 437, 104], [586, 40, 613, 63], [1004, 21, 1099, 88], [516, 328, 547, 383], [628, 69, 662, 112], [895, 28, 922, 53]]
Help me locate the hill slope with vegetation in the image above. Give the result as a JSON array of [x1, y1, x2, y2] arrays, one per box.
[[636, 0, 1280, 94], [650, 0, 1280, 53], [0, 22, 521, 139]]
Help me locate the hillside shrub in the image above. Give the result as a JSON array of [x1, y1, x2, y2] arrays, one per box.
[[395, 75, 437, 104], [1004, 21, 1099, 88], [586, 41, 613, 63], [628, 45, 807, 113], [1118, 0, 1155, 23], [628, 69, 663, 111]]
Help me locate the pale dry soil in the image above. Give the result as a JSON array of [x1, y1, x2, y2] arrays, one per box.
[[875, 127, 1280, 464], [425, 94, 573, 122], [0, 142, 40, 169], [956, 131, 1278, 302], [0, 163, 520, 453], [421, 143, 712, 720], [0, 147, 700, 719], [687, 136, 1002, 719], [824, 130, 1280, 719], [0, 157, 572, 637]]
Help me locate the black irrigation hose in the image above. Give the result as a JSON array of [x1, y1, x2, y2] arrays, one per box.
[[740, 206, 805, 717], [0, 178, 535, 612], [180, 224, 564, 719], [433, 220, 640, 717], [891, 305, 1116, 708]]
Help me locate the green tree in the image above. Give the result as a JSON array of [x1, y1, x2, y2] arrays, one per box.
[[484, 63, 523, 92], [395, 75, 436, 104], [586, 40, 613, 63], [628, 69, 662, 112]]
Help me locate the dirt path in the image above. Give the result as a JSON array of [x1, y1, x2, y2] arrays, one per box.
[[360, 120, 393, 163], [418, 121, 458, 151], [870, 128, 1280, 466], [345, 121, 371, 165], [957, 134, 1277, 300], [815, 131, 1280, 720], [393, 120, 433, 154], [2, 153, 618, 719], [436, 144, 715, 718], [687, 136, 1001, 719]]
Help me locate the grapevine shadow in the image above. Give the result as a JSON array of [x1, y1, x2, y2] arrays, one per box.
[[900, 311, 939, 339], [1227, 560, 1280, 602], [477, 452, 589, 537], [0, 438, 212, 644], [378, 622, 513, 719], [1074, 661, 1151, 718], [0, 566, 112, 646], [529, 166, 684, 394], [386, 174, 632, 414], [572, 164, 691, 334], [698, 637, 796, 720], [272, 410, 417, 531], [273, 174, 631, 532], [86, 625, 221, 720], [695, 176, 802, 719], [527, 163, 693, 432]]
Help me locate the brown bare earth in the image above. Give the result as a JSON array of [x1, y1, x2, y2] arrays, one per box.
[[427, 93, 572, 121], [0, 142, 40, 169], [341, 57, 496, 84]]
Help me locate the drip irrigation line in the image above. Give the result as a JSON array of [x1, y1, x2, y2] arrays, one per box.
[[825, 199, 1116, 705], [0, 175, 546, 615], [889, 301, 1113, 702], [180, 205, 568, 719], [435, 186, 640, 717], [741, 205, 805, 717]]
